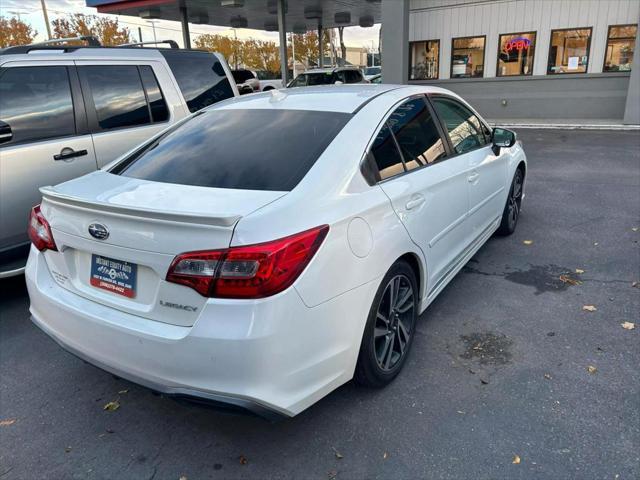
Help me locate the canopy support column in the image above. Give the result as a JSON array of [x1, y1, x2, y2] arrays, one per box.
[[318, 24, 323, 68], [180, 4, 191, 49], [277, 0, 289, 85]]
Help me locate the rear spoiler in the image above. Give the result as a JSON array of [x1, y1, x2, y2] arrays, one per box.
[[39, 186, 241, 228]]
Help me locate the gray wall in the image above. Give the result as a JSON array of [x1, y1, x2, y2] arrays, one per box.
[[413, 73, 631, 121]]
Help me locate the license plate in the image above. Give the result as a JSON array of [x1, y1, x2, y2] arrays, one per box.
[[90, 254, 137, 298]]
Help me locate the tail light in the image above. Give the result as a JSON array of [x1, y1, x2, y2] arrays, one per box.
[[166, 225, 329, 298], [28, 205, 57, 252]]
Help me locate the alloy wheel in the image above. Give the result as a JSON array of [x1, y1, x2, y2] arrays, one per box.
[[507, 170, 523, 229], [374, 274, 415, 372]]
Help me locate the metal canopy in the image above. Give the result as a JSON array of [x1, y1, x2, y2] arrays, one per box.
[[87, 0, 381, 32]]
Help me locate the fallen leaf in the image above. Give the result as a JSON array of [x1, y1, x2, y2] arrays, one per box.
[[457, 410, 465, 414], [480, 378, 489, 385], [621, 322, 635, 330], [587, 365, 597, 374], [575, 268, 585, 274], [0, 419, 16, 426], [332, 447, 343, 460], [544, 373, 552, 380], [632, 281, 639, 289], [632, 227, 638, 232], [383, 452, 389, 460], [105, 428, 115, 434], [559, 274, 582, 286], [523, 240, 533, 245], [103, 400, 120, 412], [65, 446, 72, 453], [593, 242, 599, 246], [328, 470, 337, 479], [239, 455, 248, 465], [179, 476, 188, 480], [582, 305, 597, 312], [118, 389, 129, 395], [512, 454, 521, 464]]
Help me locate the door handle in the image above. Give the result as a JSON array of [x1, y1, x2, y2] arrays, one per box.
[[468, 172, 480, 183], [405, 196, 426, 211], [54, 148, 88, 161]]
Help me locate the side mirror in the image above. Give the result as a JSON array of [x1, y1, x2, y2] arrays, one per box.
[[492, 127, 516, 149], [334, 80, 344, 85], [0, 121, 12, 145], [238, 84, 253, 95]]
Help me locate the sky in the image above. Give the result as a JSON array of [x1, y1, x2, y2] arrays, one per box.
[[0, 0, 380, 50]]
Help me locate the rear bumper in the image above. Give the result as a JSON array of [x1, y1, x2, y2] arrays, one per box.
[[26, 247, 378, 417]]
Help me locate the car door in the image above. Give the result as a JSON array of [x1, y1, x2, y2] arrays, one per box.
[[0, 63, 98, 257], [76, 62, 173, 167], [430, 95, 507, 241], [372, 96, 470, 293]]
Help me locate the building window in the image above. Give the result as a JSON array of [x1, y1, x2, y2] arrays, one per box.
[[451, 36, 486, 78], [497, 32, 536, 76], [410, 40, 440, 80], [604, 24, 637, 72], [547, 27, 592, 74]]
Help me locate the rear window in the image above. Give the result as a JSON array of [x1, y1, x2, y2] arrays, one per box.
[[113, 109, 351, 191], [290, 72, 335, 87], [161, 51, 234, 113]]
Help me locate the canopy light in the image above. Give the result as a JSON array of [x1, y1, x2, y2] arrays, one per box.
[[293, 23, 307, 34], [304, 6, 322, 19], [139, 8, 161, 19], [230, 15, 248, 28], [359, 15, 374, 28], [221, 0, 244, 7], [335, 12, 351, 24], [267, 0, 287, 14], [264, 20, 279, 31]]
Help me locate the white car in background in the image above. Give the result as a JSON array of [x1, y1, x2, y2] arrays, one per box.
[[287, 66, 367, 87], [26, 85, 526, 418], [363, 66, 382, 81]]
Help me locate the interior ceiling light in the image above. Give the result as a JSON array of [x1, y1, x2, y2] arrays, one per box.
[[304, 6, 322, 19], [267, 0, 287, 15], [359, 15, 374, 28], [264, 19, 279, 31], [221, 0, 244, 7], [139, 8, 161, 19], [230, 15, 248, 28], [335, 12, 351, 24]]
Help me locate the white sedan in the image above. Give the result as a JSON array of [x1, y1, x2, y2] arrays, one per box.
[[26, 85, 526, 418]]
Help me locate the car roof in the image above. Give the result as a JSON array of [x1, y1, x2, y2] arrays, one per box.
[[0, 46, 213, 62], [302, 66, 360, 74], [212, 84, 422, 114]]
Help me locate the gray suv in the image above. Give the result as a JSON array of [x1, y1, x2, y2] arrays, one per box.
[[0, 41, 239, 277]]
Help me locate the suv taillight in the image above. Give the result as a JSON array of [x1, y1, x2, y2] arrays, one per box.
[[28, 204, 57, 252], [166, 225, 329, 298]]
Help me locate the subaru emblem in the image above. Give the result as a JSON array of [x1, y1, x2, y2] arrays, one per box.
[[88, 223, 109, 240]]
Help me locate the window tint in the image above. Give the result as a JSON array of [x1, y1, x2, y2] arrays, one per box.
[[431, 97, 487, 154], [114, 109, 351, 191], [370, 123, 405, 180], [547, 28, 592, 74], [451, 36, 485, 78], [604, 24, 637, 72], [345, 70, 362, 83], [139, 66, 169, 123], [232, 69, 255, 83], [81, 65, 150, 130], [387, 98, 446, 170], [161, 51, 234, 112], [497, 32, 536, 76], [410, 40, 439, 80], [0, 66, 75, 145]]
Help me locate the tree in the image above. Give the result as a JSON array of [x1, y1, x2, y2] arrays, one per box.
[[52, 14, 131, 46], [0, 16, 37, 48], [291, 31, 330, 67], [243, 39, 280, 73], [337, 27, 347, 65]]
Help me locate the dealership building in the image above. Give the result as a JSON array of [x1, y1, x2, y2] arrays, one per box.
[[88, 0, 639, 124]]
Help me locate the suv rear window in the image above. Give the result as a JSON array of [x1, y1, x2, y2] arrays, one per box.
[[161, 51, 234, 113], [113, 109, 351, 191]]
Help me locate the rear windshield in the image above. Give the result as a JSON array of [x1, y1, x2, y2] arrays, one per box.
[[291, 72, 335, 87], [113, 109, 351, 191]]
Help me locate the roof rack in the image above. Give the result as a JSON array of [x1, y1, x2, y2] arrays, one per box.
[[118, 40, 179, 49], [32, 35, 101, 47]]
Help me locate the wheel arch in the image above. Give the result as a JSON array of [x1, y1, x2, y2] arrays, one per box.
[[397, 252, 426, 306]]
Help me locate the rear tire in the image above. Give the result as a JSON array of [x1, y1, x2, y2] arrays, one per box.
[[354, 260, 418, 388], [496, 167, 524, 236]]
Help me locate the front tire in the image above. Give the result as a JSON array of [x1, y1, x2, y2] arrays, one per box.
[[354, 260, 418, 387], [496, 167, 524, 236]]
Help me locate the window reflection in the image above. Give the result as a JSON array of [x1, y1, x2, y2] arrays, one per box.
[[432, 97, 487, 154], [451, 36, 485, 78], [410, 40, 439, 80], [604, 25, 637, 72], [547, 28, 592, 74]]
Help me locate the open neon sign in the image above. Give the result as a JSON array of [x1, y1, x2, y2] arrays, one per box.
[[505, 37, 531, 52]]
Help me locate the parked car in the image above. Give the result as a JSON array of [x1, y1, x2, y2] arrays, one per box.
[[231, 68, 260, 92], [287, 66, 367, 87], [0, 40, 239, 277], [363, 66, 381, 81], [26, 85, 526, 418]]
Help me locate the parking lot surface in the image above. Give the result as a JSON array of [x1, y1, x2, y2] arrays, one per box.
[[1, 129, 639, 480]]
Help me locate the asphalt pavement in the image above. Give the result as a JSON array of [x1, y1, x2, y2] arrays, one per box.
[[1, 129, 639, 480]]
